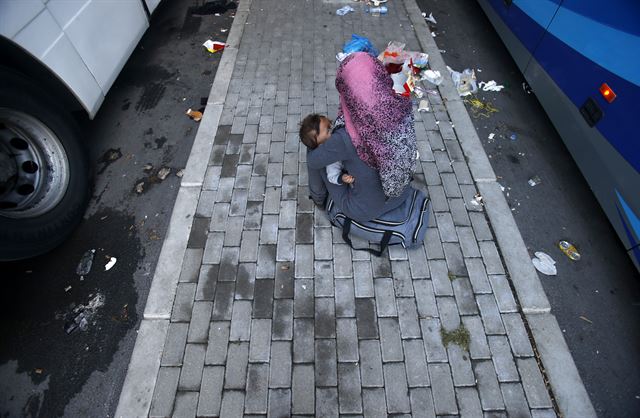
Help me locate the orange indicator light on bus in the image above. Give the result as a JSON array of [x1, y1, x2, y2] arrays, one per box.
[[600, 83, 616, 103]]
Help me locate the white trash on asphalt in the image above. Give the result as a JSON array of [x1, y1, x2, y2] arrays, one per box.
[[422, 69, 443, 85], [76, 249, 96, 277], [532, 251, 557, 276], [105, 257, 117, 271], [447, 66, 478, 96], [479, 80, 505, 92]]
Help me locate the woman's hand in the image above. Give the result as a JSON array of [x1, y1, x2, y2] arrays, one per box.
[[341, 174, 355, 184]]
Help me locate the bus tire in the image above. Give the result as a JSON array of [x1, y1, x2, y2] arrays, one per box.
[[0, 68, 91, 261]]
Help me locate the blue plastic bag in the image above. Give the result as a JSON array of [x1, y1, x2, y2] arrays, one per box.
[[342, 34, 379, 57]]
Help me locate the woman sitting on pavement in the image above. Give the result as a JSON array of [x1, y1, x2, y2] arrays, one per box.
[[306, 51, 418, 223]]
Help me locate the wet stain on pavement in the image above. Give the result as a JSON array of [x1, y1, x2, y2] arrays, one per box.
[[0, 209, 141, 417], [135, 82, 166, 112]]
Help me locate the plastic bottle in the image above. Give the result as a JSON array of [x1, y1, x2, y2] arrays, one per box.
[[365, 6, 388, 16], [558, 241, 581, 261]]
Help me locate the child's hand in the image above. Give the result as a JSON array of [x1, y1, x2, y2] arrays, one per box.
[[341, 174, 355, 184]]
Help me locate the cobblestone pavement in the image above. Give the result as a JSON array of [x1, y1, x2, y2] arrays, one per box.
[[146, 0, 558, 416]]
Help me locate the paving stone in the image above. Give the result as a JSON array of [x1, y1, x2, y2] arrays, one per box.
[[371, 252, 392, 277], [456, 387, 484, 418], [239, 230, 260, 263], [350, 236, 373, 261], [531, 409, 558, 418], [474, 360, 506, 411], [422, 161, 441, 186], [335, 279, 356, 317], [429, 259, 454, 296], [479, 241, 505, 275], [239, 143, 256, 165], [429, 363, 458, 415], [436, 212, 457, 243], [314, 260, 334, 297], [383, 363, 411, 413], [218, 247, 239, 281], [420, 318, 447, 363], [202, 232, 224, 264], [211, 282, 235, 320], [502, 313, 534, 357], [488, 335, 520, 383], [355, 298, 379, 339], [313, 227, 333, 260], [248, 177, 266, 203], [452, 160, 474, 185], [276, 202, 295, 231], [270, 341, 292, 388], [293, 318, 314, 363], [469, 212, 493, 241], [413, 280, 438, 319], [256, 244, 276, 279], [172, 391, 199, 417], [283, 152, 299, 175], [338, 362, 363, 414], [452, 276, 479, 315], [425, 227, 445, 260], [272, 299, 294, 340], [263, 187, 281, 214], [501, 383, 532, 418], [363, 388, 388, 417], [235, 264, 255, 301], [179, 248, 204, 283], [437, 296, 461, 332], [179, 343, 206, 391], [410, 388, 436, 418], [188, 217, 210, 249], [229, 300, 252, 342], [448, 344, 475, 387], [161, 322, 188, 367], [249, 318, 271, 363], [316, 388, 339, 418], [517, 358, 553, 408], [457, 227, 481, 258], [477, 294, 506, 335], [253, 279, 274, 319], [488, 275, 518, 313], [276, 229, 295, 262], [205, 321, 230, 366], [465, 258, 493, 294], [171, 283, 196, 322], [336, 319, 359, 362], [379, 318, 404, 362], [397, 298, 421, 338], [444, 242, 467, 277], [316, 339, 338, 386], [462, 315, 492, 360], [374, 278, 398, 317], [353, 261, 374, 298], [245, 364, 269, 414], [295, 212, 313, 244], [294, 244, 314, 278], [291, 279, 312, 319], [149, 367, 180, 417], [358, 339, 383, 388], [244, 202, 263, 230], [403, 339, 430, 387], [274, 262, 294, 298], [188, 301, 213, 343], [224, 342, 249, 389], [259, 214, 279, 245], [191, 368, 225, 416], [220, 390, 245, 418], [292, 365, 315, 414], [215, 177, 235, 203], [449, 198, 471, 227], [392, 260, 414, 297], [333, 243, 354, 278], [229, 191, 248, 218], [407, 247, 430, 278], [315, 297, 336, 338]]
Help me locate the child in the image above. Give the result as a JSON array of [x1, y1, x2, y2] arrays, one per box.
[[299, 114, 355, 186]]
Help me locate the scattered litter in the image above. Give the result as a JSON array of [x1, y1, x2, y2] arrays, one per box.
[[422, 69, 443, 85], [365, 6, 388, 15], [558, 240, 581, 261], [202, 40, 225, 53], [510, 133, 517, 141], [448, 66, 477, 96], [176, 169, 185, 178], [418, 100, 430, 112], [470, 193, 484, 207], [63, 293, 106, 334], [579, 315, 593, 324], [186, 108, 203, 122], [488, 133, 495, 140], [464, 97, 499, 118], [477, 68, 482, 72], [105, 257, 117, 271], [281, 264, 290, 271], [64, 286, 72, 292], [424, 12, 437, 25], [135, 182, 144, 194], [220, 28, 228, 32], [34, 368, 43, 375], [157, 167, 171, 180], [336, 52, 349, 62], [76, 249, 96, 277], [143, 163, 153, 171], [522, 81, 532, 94], [343, 34, 379, 57], [531, 252, 557, 276], [336, 5, 354, 15], [528, 175, 541, 187], [431, 32, 437, 38], [479, 80, 505, 92]]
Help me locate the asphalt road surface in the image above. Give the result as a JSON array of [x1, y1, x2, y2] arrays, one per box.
[[414, 0, 640, 416], [0, 1, 235, 416]]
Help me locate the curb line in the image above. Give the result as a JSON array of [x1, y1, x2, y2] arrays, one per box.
[[114, 2, 252, 416], [403, 0, 596, 416]]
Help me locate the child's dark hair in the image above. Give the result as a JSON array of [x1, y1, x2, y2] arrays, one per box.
[[299, 113, 323, 149]]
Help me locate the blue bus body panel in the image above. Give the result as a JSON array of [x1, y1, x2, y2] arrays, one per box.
[[479, 0, 640, 269]]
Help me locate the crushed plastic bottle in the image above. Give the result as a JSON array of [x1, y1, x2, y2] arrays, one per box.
[[365, 6, 388, 15], [528, 175, 541, 187], [558, 241, 581, 261], [76, 249, 96, 277], [336, 5, 354, 16]]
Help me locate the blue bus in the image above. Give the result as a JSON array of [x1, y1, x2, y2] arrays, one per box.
[[477, 0, 640, 270]]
